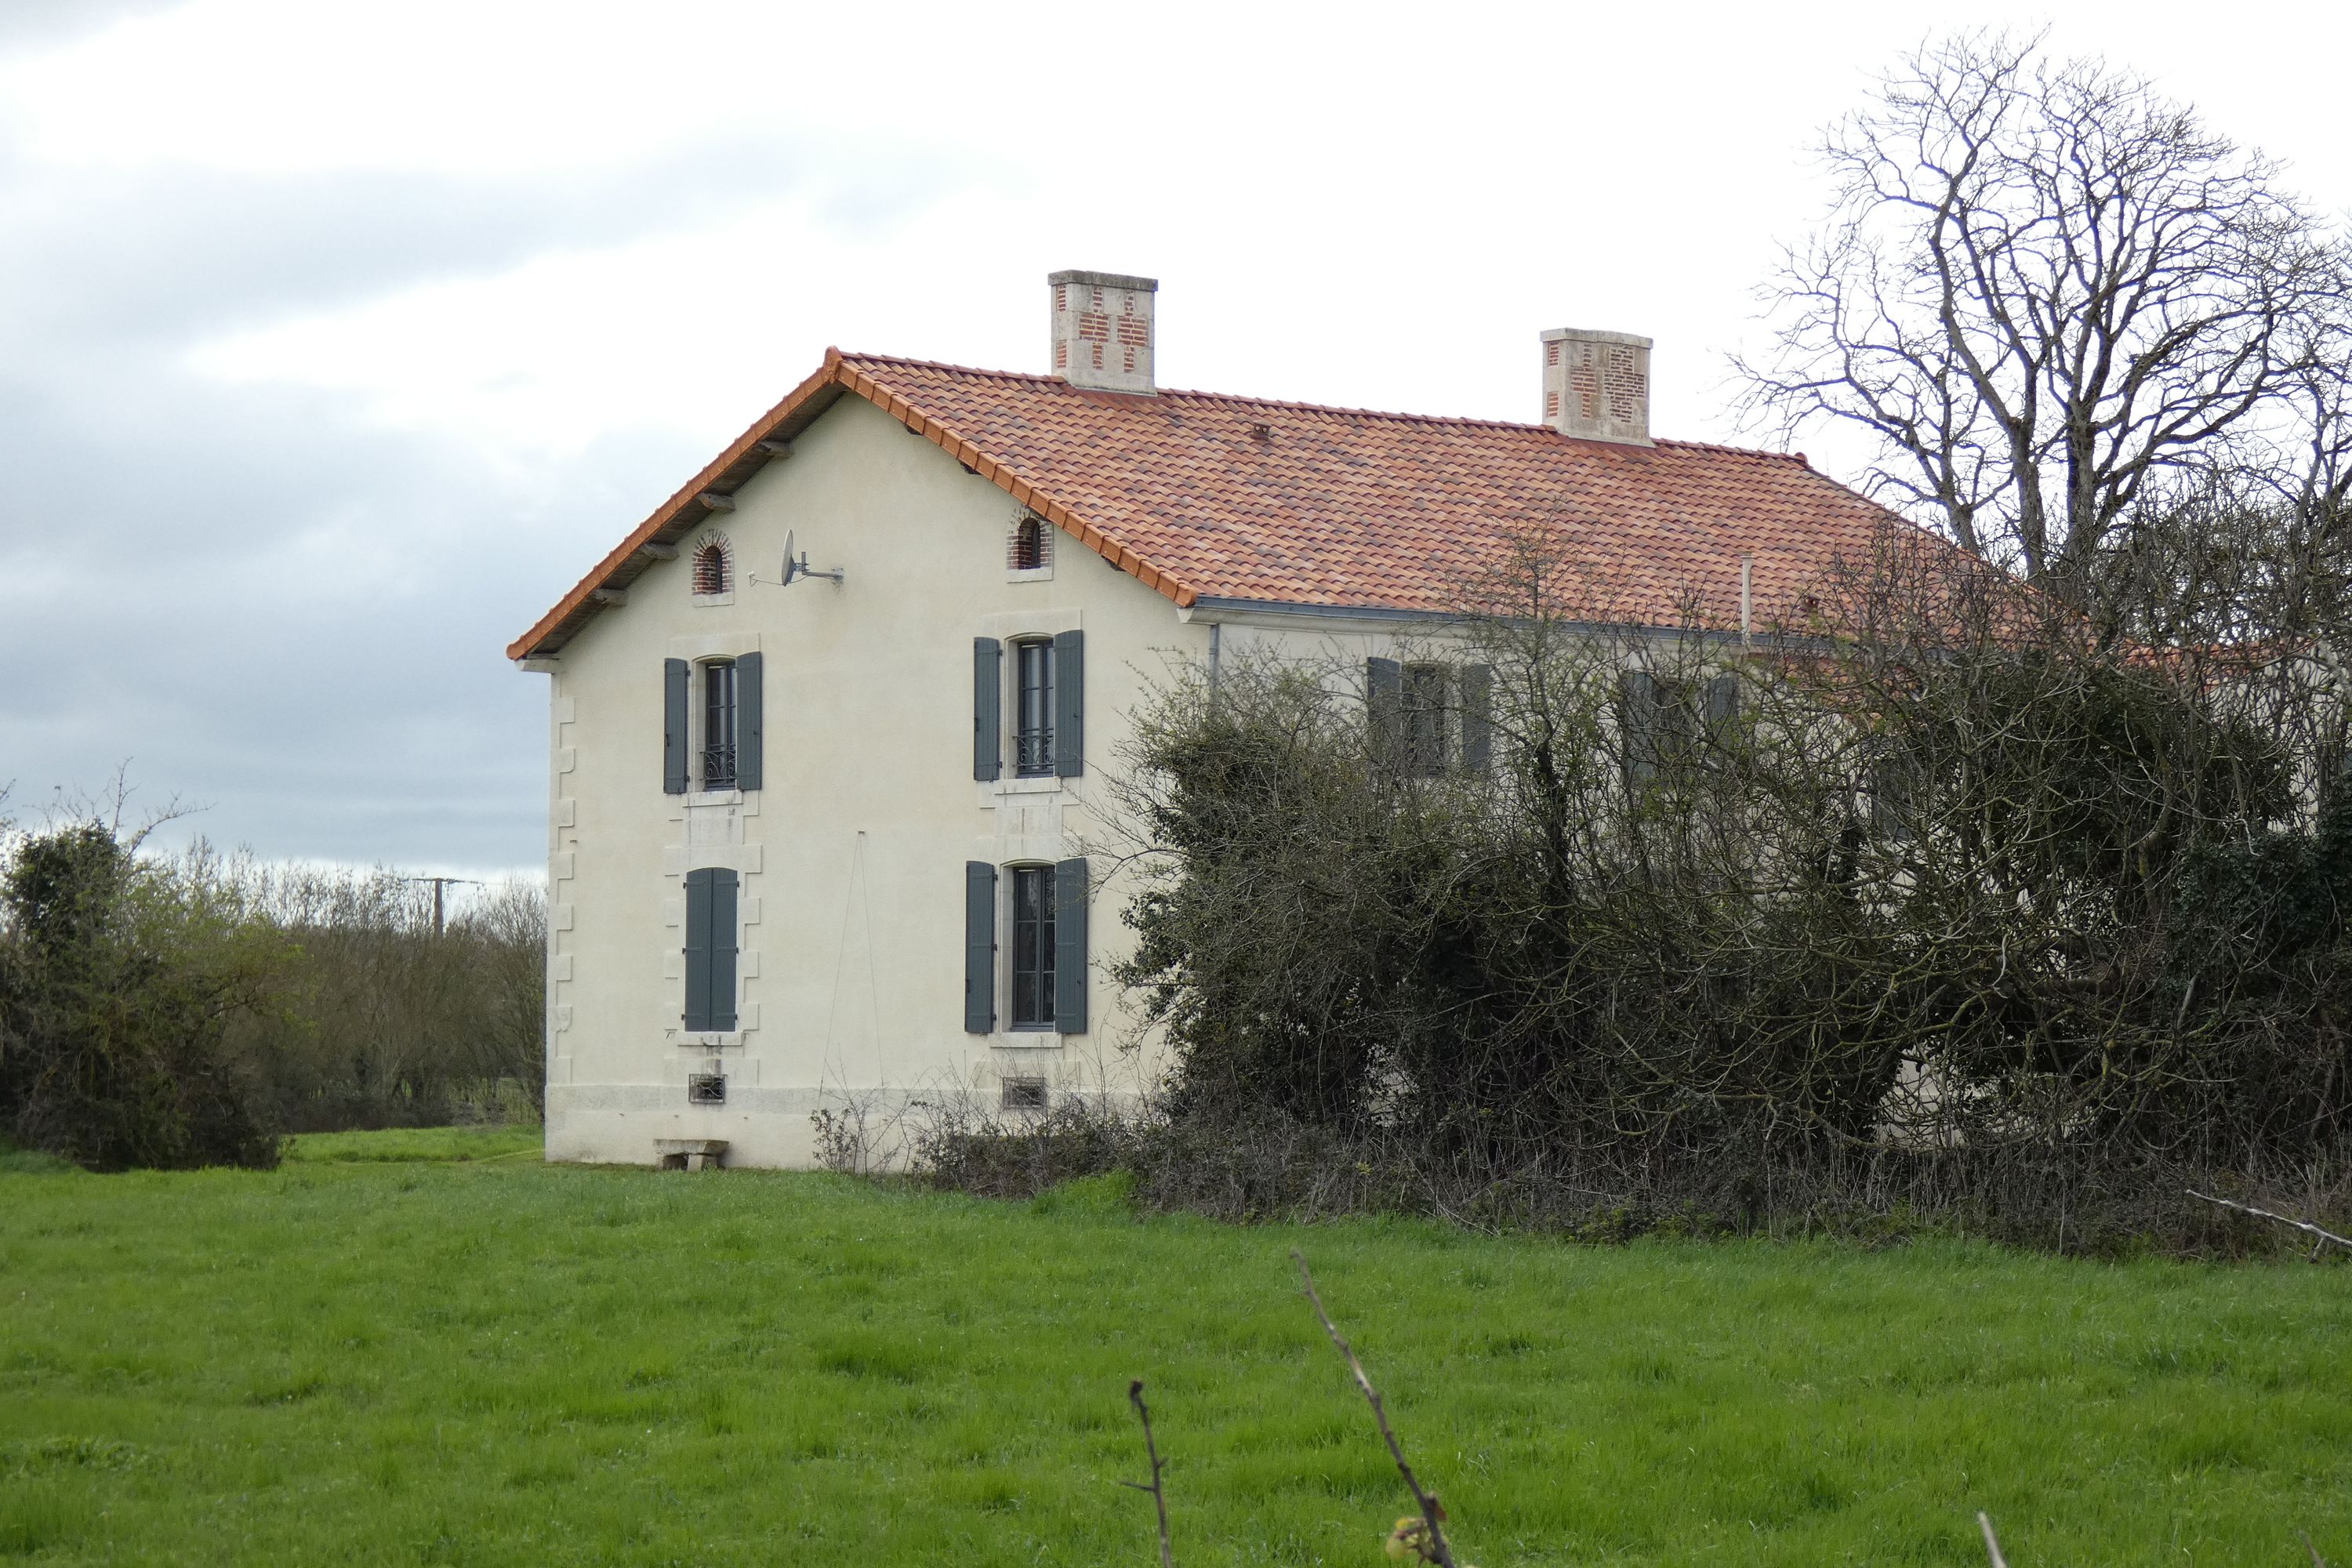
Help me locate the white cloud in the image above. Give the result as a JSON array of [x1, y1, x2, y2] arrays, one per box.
[[6, 0, 2351, 868]]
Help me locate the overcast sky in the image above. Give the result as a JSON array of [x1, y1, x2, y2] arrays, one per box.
[[2, 0, 2347, 879]]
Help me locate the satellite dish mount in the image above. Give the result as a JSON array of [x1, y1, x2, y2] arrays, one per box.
[[757, 528, 844, 589]]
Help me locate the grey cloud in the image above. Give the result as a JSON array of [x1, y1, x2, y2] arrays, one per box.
[[0, 12, 994, 870]]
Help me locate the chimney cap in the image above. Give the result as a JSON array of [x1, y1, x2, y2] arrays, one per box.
[[1050, 268, 1159, 292], [1541, 326, 1653, 350]]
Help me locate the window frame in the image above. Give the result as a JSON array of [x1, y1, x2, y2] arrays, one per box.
[[1006, 863, 1058, 1032], [1012, 638, 1057, 779], [1400, 662, 1450, 779], [699, 658, 739, 791]]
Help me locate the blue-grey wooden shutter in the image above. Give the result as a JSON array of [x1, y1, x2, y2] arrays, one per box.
[[683, 868, 714, 1028], [708, 869, 739, 1029], [1054, 857, 1088, 1035], [1460, 663, 1494, 775], [964, 861, 997, 1033], [1052, 629, 1084, 778], [973, 639, 1002, 782], [1367, 657, 1403, 764], [736, 652, 764, 792], [1620, 670, 1659, 783], [663, 658, 690, 794]]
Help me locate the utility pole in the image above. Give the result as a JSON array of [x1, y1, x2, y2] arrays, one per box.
[[404, 876, 480, 938]]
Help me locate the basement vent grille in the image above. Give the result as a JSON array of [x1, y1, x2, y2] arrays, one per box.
[[1000, 1077, 1048, 1112], [688, 1073, 727, 1105]]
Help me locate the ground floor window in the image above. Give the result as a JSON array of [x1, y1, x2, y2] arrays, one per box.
[[1009, 865, 1056, 1029], [683, 866, 739, 1031]]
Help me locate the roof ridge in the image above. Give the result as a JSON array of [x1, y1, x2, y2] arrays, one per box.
[[837, 350, 1804, 462]]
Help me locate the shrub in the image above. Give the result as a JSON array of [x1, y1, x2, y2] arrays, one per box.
[[0, 820, 290, 1170]]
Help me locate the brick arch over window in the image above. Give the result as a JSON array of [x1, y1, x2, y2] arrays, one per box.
[[691, 534, 731, 596], [1007, 514, 1050, 572]]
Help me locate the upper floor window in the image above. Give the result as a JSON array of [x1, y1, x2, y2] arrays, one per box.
[[973, 632, 1083, 783], [664, 652, 760, 795], [691, 537, 731, 596], [702, 659, 738, 789], [1367, 658, 1494, 779], [1402, 663, 1450, 778], [1014, 639, 1056, 776], [1620, 670, 1740, 785]]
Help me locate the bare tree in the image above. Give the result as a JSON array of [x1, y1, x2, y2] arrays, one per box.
[[1736, 31, 2352, 598]]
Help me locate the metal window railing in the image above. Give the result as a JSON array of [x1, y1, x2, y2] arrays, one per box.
[[700, 744, 737, 790]]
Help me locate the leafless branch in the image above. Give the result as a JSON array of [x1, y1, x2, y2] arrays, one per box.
[[1117, 1379, 1176, 1568], [1980, 1512, 2009, 1568], [1293, 1250, 1456, 1568], [2186, 1190, 2352, 1254]]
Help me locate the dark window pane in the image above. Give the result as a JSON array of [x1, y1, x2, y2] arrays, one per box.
[[1009, 866, 1057, 1028], [1403, 663, 1447, 777], [702, 660, 737, 789]]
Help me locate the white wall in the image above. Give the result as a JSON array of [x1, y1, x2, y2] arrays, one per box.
[[538, 394, 1212, 1167]]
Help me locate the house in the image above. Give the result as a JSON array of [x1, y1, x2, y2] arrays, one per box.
[[508, 270, 1911, 1169]]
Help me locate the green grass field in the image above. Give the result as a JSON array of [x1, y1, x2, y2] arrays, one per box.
[[3, 1130, 2347, 1566]]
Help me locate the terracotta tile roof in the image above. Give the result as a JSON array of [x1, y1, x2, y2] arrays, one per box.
[[508, 349, 1939, 660]]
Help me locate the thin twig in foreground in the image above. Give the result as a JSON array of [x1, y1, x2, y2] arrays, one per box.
[[2303, 1528, 2328, 1568], [2186, 1189, 2352, 1254], [1979, 1512, 2008, 1568], [1117, 1378, 1175, 1568], [1293, 1250, 1455, 1568]]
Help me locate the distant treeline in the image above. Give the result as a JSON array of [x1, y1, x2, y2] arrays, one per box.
[[0, 817, 543, 1171]]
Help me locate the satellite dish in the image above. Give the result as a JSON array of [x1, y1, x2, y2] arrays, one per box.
[[764, 527, 844, 589]]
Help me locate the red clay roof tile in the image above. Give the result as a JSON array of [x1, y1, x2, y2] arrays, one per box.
[[507, 351, 1934, 660]]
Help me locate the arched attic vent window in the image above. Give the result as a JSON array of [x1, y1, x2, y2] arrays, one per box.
[[691, 535, 731, 596], [1007, 516, 1049, 572]]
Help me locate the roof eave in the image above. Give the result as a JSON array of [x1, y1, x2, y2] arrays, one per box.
[[506, 350, 1198, 662]]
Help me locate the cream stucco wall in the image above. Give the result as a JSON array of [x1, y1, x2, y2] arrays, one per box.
[[537, 396, 1231, 1167], [533, 393, 1477, 1169]]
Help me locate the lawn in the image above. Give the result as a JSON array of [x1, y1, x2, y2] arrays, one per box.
[[2, 1131, 2347, 1566]]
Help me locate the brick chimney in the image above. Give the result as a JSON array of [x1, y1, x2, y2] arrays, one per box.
[[1541, 328, 1652, 445], [1050, 270, 1156, 394]]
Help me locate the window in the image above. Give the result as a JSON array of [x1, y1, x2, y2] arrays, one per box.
[[702, 659, 737, 789], [687, 1073, 727, 1105], [1008, 516, 1048, 572], [665, 654, 760, 795], [1621, 670, 1739, 783], [1868, 742, 1924, 843], [691, 538, 731, 596], [1008, 866, 1057, 1029], [1014, 640, 1055, 777], [964, 857, 1089, 1036], [682, 867, 739, 1032], [1402, 663, 1449, 778], [1000, 1076, 1048, 1112], [1367, 659, 1493, 778]]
